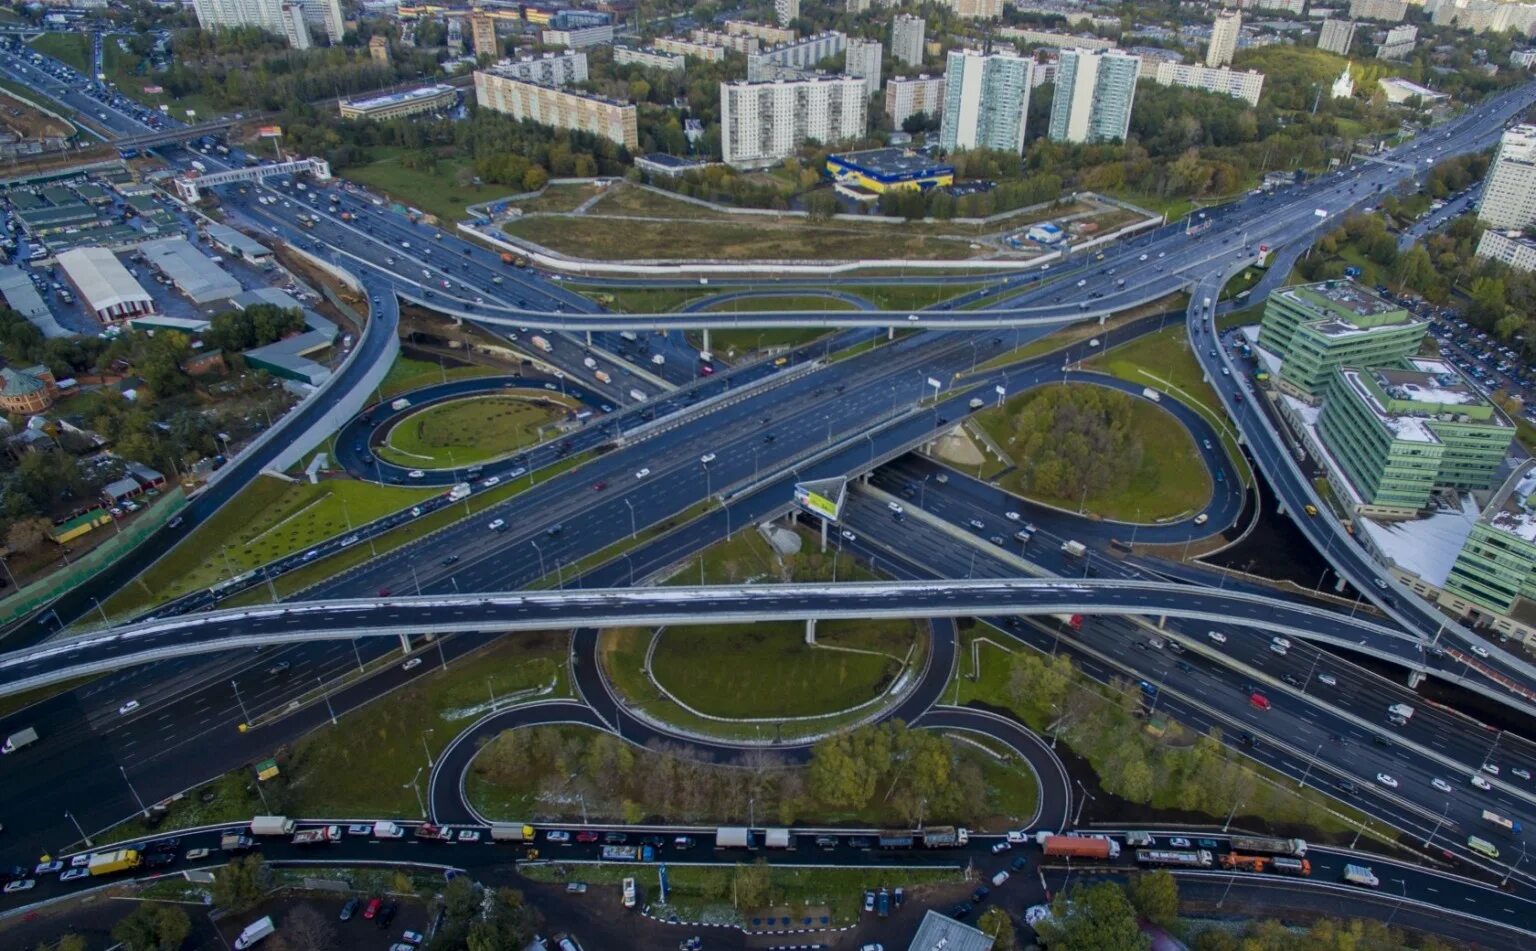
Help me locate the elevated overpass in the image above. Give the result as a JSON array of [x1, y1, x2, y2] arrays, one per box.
[[172, 156, 331, 202]]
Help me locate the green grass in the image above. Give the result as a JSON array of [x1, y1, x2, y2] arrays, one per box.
[[30, 34, 88, 71], [99, 637, 569, 845], [859, 283, 987, 312], [377, 394, 566, 469], [101, 38, 220, 120], [505, 215, 979, 262], [695, 328, 830, 355], [972, 385, 1210, 522], [972, 294, 1188, 370], [705, 295, 856, 313], [1084, 323, 1253, 488], [519, 862, 967, 926], [103, 476, 437, 618], [344, 146, 494, 223], [512, 182, 605, 214], [375, 355, 502, 400]]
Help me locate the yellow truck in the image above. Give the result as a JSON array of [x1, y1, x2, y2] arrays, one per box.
[[88, 849, 141, 876]]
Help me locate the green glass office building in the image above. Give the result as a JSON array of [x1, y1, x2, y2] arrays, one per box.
[[1257, 280, 1425, 400]]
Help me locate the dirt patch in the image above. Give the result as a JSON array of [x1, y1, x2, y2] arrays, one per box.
[[0, 88, 73, 140], [933, 427, 985, 467]]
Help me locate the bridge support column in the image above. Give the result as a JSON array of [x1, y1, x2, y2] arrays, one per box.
[[399, 632, 411, 654], [1157, 616, 1167, 629], [887, 326, 895, 340], [586, 330, 593, 347], [1407, 670, 1426, 689], [820, 517, 829, 554], [702, 328, 711, 353], [805, 618, 817, 644], [1098, 314, 1107, 326]]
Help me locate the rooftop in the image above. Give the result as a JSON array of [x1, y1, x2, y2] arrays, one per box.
[[343, 84, 457, 111], [139, 237, 242, 304], [1341, 368, 1438, 443], [828, 147, 954, 177], [1286, 278, 1404, 321], [204, 223, 272, 258], [1376, 363, 1478, 407], [55, 246, 152, 312], [906, 909, 994, 951], [1485, 462, 1536, 543]]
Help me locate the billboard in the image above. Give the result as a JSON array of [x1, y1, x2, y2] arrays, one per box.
[[258, 126, 284, 138], [794, 477, 846, 522]]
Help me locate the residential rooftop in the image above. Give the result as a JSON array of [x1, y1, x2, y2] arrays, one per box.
[[829, 147, 953, 177]]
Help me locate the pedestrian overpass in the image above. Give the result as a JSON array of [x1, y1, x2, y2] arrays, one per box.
[[173, 156, 331, 203]]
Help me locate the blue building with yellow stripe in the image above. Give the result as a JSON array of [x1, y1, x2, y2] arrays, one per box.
[[826, 148, 955, 194]]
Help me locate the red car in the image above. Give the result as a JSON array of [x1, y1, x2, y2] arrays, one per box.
[[363, 898, 382, 919], [592, 481, 607, 492], [575, 831, 600, 843]]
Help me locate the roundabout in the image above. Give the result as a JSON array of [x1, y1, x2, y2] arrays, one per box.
[[373, 391, 579, 470]]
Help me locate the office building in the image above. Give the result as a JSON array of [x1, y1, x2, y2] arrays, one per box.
[[939, 49, 1033, 154], [1151, 63, 1265, 106], [748, 31, 847, 82], [1441, 462, 1536, 642], [541, 24, 613, 48], [1258, 279, 1426, 400], [1000, 27, 1118, 51], [470, 10, 497, 56], [1378, 77, 1448, 105], [1047, 48, 1140, 144], [775, 0, 799, 27], [1207, 10, 1240, 67], [1349, 0, 1408, 21], [340, 83, 458, 120], [654, 37, 727, 62], [369, 35, 391, 64], [56, 247, 154, 324], [1318, 18, 1356, 55], [941, 0, 1003, 18], [1479, 126, 1536, 230], [486, 51, 589, 87], [724, 20, 795, 45], [614, 45, 686, 73], [1377, 23, 1417, 59], [885, 74, 945, 127], [1476, 229, 1536, 272], [692, 29, 759, 54], [846, 38, 883, 98], [720, 76, 867, 168], [827, 148, 954, 193], [474, 71, 638, 150], [1316, 359, 1511, 517], [892, 14, 925, 67]]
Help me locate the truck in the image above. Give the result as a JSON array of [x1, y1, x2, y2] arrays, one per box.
[[249, 816, 295, 836], [600, 845, 656, 861], [920, 826, 968, 848], [220, 833, 255, 852], [1053, 614, 1084, 630], [390, 397, 411, 412], [2, 727, 38, 753], [582, 357, 598, 370], [651, 353, 665, 367], [417, 823, 453, 841], [619, 331, 638, 342], [1136, 849, 1213, 868], [968, 397, 985, 409], [499, 252, 527, 267], [490, 823, 536, 842], [448, 482, 472, 502], [622, 877, 636, 907], [1036, 833, 1119, 860], [1387, 703, 1415, 722], [372, 821, 406, 839], [1228, 836, 1306, 857], [234, 916, 275, 949], [715, 826, 753, 849], [1061, 540, 1087, 558], [1271, 857, 1312, 876], [629, 389, 647, 403], [88, 849, 141, 876], [764, 828, 793, 849], [1342, 864, 1379, 887], [1220, 853, 1269, 873], [530, 336, 553, 353], [291, 825, 341, 845], [878, 831, 915, 849], [1141, 387, 1161, 403], [1483, 810, 1523, 833], [594, 371, 612, 385], [190, 160, 207, 174]]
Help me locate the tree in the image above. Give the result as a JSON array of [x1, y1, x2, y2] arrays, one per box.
[[211, 854, 267, 912], [976, 906, 1017, 949], [283, 904, 335, 951], [466, 887, 541, 951], [803, 190, 839, 222], [1037, 881, 1147, 950], [733, 859, 771, 908], [38, 937, 87, 951], [112, 902, 191, 951], [1127, 870, 1180, 926], [6, 515, 52, 555]]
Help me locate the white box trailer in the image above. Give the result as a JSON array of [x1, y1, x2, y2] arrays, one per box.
[[249, 816, 295, 836], [715, 826, 753, 849], [764, 828, 792, 849]]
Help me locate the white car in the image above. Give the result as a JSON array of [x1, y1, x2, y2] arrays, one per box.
[[1005, 511, 1021, 521], [700, 453, 716, 464], [4, 879, 35, 893], [402, 658, 422, 671], [1431, 778, 1452, 793], [991, 841, 1011, 853], [487, 519, 505, 532], [407, 469, 425, 479], [34, 860, 62, 875], [1207, 631, 1227, 645], [118, 699, 140, 715], [1168, 837, 1191, 848], [887, 501, 904, 514], [70, 855, 91, 868], [840, 530, 857, 542], [1482, 763, 1500, 776], [1472, 775, 1493, 790], [456, 829, 482, 843], [636, 468, 651, 479], [1317, 673, 1338, 687], [1376, 773, 1399, 789], [61, 868, 89, 882], [1471, 644, 1490, 658], [481, 476, 501, 488], [1513, 768, 1532, 781]]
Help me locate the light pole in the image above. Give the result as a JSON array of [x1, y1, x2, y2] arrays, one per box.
[[90, 597, 108, 625], [65, 809, 92, 847], [421, 729, 435, 769], [530, 538, 545, 577], [1500, 839, 1528, 887], [120, 765, 148, 817], [318, 676, 336, 725], [1073, 780, 1092, 827], [405, 766, 426, 818], [1222, 797, 1243, 832], [1297, 742, 1323, 790], [1424, 800, 1451, 849], [1384, 878, 1408, 926], [624, 498, 637, 540], [231, 679, 251, 727]]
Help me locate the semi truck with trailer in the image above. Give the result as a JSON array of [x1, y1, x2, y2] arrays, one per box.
[[1135, 849, 1213, 868], [2, 727, 38, 753], [490, 823, 536, 842], [221, 833, 255, 852], [920, 826, 968, 848], [1228, 836, 1306, 857], [249, 816, 295, 836], [1035, 833, 1119, 859]]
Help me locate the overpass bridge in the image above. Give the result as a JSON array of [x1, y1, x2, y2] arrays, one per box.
[[173, 156, 331, 202], [0, 580, 1429, 696]]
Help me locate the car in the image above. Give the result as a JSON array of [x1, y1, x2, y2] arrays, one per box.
[[1471, 644, 1490, 658], [815, 835, 838, 848], [1196, 838, 1219, 849], [972, 885, 990, 902], [1377, 773, 1399, 789], [635, 468, 651, 479], [60, 868, 88, 883], [456, 829, 482, 843], [1207, 631, 1227, 645], [185, 848, 210, 861], [33, 860, 62, 875], [860, 945, 884, 951], [864, 890, 876, 912], [1282, 673, 1302, 687], [991, 841, 1011, 853], [951, 902, 972, 918], [700, 453, 716, 464], [402, 658, 423, 671], [481, 476, 501, 488], [488, 519, 506, 532], [968, 519, 985, 530], [118, 699, 140, 715], [847, 836, 872, 849], [841, 530, 857, 541], [442, 555, 460, 566], [1482, 763, 1501, 776], [339, 897, 360, 921], [70, 855, 91, 868], [378, 902, 398, 928], [573, 830, 601, 843], [546, 830, 571, 843], [1431, 778, 1453, 793], [267, 661, 291, 675], [604, 831, 629, 844], [1317, 673, 1338, 687], [1169, 837, 1191, 848], [1011, 855, 1028, 871], [347, 824, 373, 836], [1514, 768, 1532, 781], [4, 879, 34, 893], [407, 469, 424, 480]]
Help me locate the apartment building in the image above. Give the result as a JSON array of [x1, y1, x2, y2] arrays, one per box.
[[1318, 18, 1356, 55], [939, 49, 1033, 154], [891, 14, 925, 67], [885, 74, 945, 127], [1047, 48, 1140, 144], [721, 76, 867, 168], [1207, 10, 1240, 67], [846, 38, 883, 99], [484, 51, 588, 87], [1151, 62, 1265, 106], [474, 71, 638, 150], [1478, 125, 1536, 230], [614, 45, 686, 73]]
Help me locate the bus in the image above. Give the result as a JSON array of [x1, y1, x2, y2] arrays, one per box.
[[1468, 836, 1500, 859], [1482, 810, 1523, 834]]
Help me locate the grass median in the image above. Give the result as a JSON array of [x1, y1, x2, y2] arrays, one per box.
[[972, 293, 1188, 371], [30, 33, 88, 71], [376, 395, 567, 469], [377, 355, 503, 401]]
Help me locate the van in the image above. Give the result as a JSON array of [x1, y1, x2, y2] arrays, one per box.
[[1250, 692, 1271, 711]]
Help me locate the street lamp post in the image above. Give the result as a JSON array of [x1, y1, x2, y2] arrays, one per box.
[[530, 539, 545, 577], [65, 809, 93, 848], [318, 676, 336, 725], [1297, 742, 1323, 790], [231, 679, 251, 726], [1499, 839, 1528, 887], [1424, 800, 1451, 849], [624, 498, 637, 540], [1073, 780, 1092, 827], [421, 729, 435, 769], [1222, 798, 1243, 832], [405, 766, 426, 818], [120, 765, 148, 817]]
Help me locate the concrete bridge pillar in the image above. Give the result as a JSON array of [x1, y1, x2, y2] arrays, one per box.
[[399, 632, 412, 654], [586, 330, 593, 348], [888, 327, 895, 341], [820, 517, 829, 554], [1157, 616, 1167, 629], [805, 618, 817, 644], [702, 328, 711, 353], [1407, 670, 1426, 689]]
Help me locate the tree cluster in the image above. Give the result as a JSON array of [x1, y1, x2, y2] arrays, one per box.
[[1004, 386, 1145, 504], [428, 876, 540, 951], [205, 304, 305, 353], [111, 902, 191, 951]]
